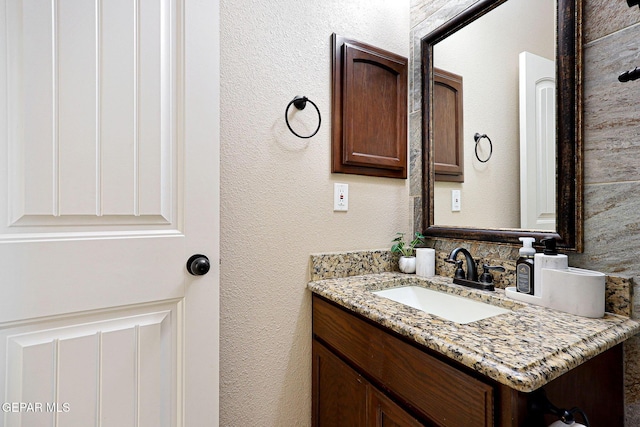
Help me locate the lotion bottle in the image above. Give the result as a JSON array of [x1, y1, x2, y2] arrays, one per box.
[[516, 237, 536, 294]]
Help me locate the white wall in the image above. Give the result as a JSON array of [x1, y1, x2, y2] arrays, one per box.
[[220, 1, 410, 425], [432, 0, 554, 228]]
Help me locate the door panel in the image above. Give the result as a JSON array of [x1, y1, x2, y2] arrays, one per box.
[[6, 0, 173, 224], [369, 387, 425, 427], [0, 0, 219, 425], [312, 340, 367, 427], [1, 0, 179, 314], [519, 51, 555, 231], [1, 303, 178, 427], [0, 237, 183, 322]]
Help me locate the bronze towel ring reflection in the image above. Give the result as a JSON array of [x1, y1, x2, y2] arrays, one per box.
[[474, 133, 493, 163], [285, 96, 321, 139]]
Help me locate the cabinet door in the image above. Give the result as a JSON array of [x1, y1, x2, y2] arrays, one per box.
[[331, 34, 408, 179], [433, 68, 464, 182], [313, 296, 494, 427], [369, 387, 427, 427], [313, 340, 367, 427]]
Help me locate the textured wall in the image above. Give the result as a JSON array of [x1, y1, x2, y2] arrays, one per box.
[[220, 1, 410, 426], [410, 0, 640, 425]]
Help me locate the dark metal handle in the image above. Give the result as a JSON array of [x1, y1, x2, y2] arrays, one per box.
[[445, 259, 466, 279], [478, 264, 505, 286], [187, 254, 210, 276], [618, 67, 640, 82], [482, 264, 505, 272]]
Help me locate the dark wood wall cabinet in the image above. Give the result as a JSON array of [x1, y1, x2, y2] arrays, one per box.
[[433, 68, 464, 182], [312, 294, 624, 427], [331, 34, 408, 179]]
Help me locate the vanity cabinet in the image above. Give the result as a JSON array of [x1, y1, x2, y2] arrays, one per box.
[[312, 294, 624, 427], [314, 341, 423, 427]]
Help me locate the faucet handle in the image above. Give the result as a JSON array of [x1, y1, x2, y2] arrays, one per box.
[[445, 259, 466, 279], [479, 264, 505, 284]]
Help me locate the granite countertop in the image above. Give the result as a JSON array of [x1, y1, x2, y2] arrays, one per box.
[[308, 271, 640, 393]]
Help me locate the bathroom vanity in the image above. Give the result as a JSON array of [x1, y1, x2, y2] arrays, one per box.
[[309, 271, 640, 427]]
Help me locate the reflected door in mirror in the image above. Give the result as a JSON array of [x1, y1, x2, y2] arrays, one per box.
[[519, 51, 556, 231]]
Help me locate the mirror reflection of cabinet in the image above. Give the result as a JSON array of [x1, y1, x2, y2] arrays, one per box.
[[433, 68, 464, 182]]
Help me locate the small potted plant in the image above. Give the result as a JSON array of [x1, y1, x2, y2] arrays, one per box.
[[391, 232, 425, 274]]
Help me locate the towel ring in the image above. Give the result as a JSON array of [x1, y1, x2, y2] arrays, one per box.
[[285, 96, 321, 139], [474, 133, 493, 163]]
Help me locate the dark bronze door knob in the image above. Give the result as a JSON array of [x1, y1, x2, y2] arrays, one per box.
[[187, 254, 210, 276]]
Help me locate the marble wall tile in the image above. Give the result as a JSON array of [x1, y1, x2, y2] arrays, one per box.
[[571, 181, 640, 279], [584, 0, 640, 44], [583, 24, 640, 184], [581, 8, 640, 421], [409, 110, 423, 197], [413, 196, 423, 236], [410, 0, 448, 29], [409, 0, 479, 113], [409, 31, 423, 114]]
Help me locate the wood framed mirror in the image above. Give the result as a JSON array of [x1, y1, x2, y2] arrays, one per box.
[[421, 0, 583, 252]]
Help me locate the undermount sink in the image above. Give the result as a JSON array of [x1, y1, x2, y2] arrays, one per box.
[[372, 286, 511, 324]]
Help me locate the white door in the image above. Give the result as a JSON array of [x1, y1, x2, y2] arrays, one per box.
[[0, 1, 219, 426], [519, 51, 555, 231]]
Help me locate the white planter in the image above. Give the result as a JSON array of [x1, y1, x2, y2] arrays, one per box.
[[398, 256, 416, 274]]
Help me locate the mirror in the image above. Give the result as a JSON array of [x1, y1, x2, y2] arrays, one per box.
[[421, 0, 583, 251]]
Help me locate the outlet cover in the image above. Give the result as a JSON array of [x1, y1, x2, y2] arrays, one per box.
[[334, 183, 348, 211], [452, 190, 461, 211]]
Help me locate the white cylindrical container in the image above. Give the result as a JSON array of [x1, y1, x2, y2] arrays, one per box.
[[416, 248, 435, 277], [533, 237, 569, 297], [534, 252, 568, 296]]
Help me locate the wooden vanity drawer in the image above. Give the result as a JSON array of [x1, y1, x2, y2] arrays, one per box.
[[312, 295, 494, 427]]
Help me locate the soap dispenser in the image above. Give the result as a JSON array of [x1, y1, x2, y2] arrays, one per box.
[[516, 237, 536, 294], [533, 237, 568, 296]]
